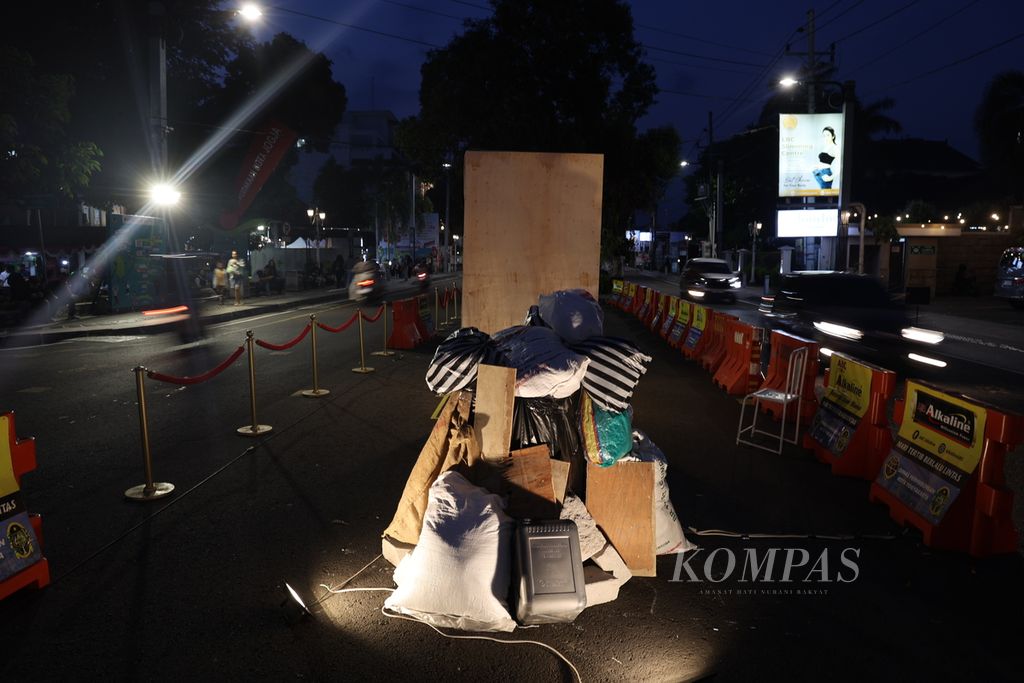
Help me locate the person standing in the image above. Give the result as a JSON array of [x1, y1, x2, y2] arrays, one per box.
[[226, 250, 245, 306], [213, 261, 227, 302]]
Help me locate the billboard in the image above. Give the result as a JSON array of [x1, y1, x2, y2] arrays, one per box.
[[778, 113, 844, 197], [777, 208, 839, 237]]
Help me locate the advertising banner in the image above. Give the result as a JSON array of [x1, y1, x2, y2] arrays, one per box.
[[667, 300, 692, 346], [683, 304, 707, 350], [778, 113, 844, 198], [809, 353, 873, 457], [0, 415, 42, 582], [220, 120, 298, 230], [777, 208, 839, 237], [107, 214, 167, 313], [875, 382, 987, 524]]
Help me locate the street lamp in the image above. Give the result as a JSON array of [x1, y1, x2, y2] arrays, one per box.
[[149, 182, 181, 206], [443, 158, 452, 272], [307, 208, 325, 269]]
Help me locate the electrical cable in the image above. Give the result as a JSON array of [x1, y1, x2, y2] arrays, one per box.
[[270, 4, 441, 49], [833, 0, 920, 44], [313, 553, 385, 606], [636, 23, 776, 58], [380, 0, 467, 22], [847, 0, 981, 74], [814, 0, 867, 34], [643, 43, 768, 68], [687, 526, 897, 541], [381, 607, 584, 683]]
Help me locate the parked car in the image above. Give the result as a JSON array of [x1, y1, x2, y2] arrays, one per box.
[[679, 258, 742, 303], [758, 271, 946, 369], [994, 247, 1024, 308]]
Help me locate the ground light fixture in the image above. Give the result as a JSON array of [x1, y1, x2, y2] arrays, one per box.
[[281, 582, 313, 624]]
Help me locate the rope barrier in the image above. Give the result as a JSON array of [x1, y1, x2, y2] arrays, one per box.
[[361, 305, 385, 323], [147, 346, 246, 385], [317, 312, 360, 333], [255, 324, 312, 351]]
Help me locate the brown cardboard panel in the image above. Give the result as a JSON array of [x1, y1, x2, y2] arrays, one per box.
[[586, 461, 656, 577], [504, 444, 558, 519], [474, 364, 517, 461], [550, 459, 570, 505], [462, 151, 603, 334]]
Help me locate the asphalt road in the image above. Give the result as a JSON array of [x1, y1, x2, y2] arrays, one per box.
[[1, 282, 1023, 682]]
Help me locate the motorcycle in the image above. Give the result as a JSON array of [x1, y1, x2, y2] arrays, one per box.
[[348, 260, 382, 303], [413, 263, 430, 292]]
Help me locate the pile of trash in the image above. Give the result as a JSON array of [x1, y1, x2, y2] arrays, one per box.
[[381, 289, 694, 632]]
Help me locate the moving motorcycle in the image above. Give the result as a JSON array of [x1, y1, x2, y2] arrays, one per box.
[[413, 262, 430, 292], [348, 259, 381, 303]]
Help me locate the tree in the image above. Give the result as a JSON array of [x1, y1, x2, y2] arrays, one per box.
[[397, 0, 679, 261], [974, 70, 1024, 202]]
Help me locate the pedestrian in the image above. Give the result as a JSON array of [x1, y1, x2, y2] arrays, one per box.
[[331, 254, 346, 288], [213, 261, 227, 302], [226, 250, 245, 306], [0, 264, 9, 288]]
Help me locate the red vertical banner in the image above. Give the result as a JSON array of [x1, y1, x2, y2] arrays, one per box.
[[219, 121, 298, 230]]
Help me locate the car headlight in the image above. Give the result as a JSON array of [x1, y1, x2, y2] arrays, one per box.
[[901, 327, 944, 344], [728, 277, 741, 289], [813, 321, 864, 341], [688, 289, 705, 298]]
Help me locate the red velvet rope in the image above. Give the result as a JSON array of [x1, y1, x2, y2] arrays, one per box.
[[317, 312, 359, 333], [361, 305, 385, 323], [440, 289, 449, 307], [255, 324, 311, 351], [147, 346, 246, 385]]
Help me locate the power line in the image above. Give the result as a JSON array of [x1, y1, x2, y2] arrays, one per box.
[[658, 87, 754, 103], [834, 0, 920, 43], [647, 56, 763, 77], [814, 0, 848, 22], [445, 0, 492, 11], [814, 0, 866, 33], [635, 23, 775, 58], [643, 43, 767, 68], [271, 5, 441, 49], [848, 0, 981, 74], [866, 30, 1024, 94], [380, 0, 468, 22]]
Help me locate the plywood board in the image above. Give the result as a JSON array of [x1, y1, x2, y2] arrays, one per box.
[[462, 151, 604, 334], [474, 364, 516, 461], [586, 461, 656, 577], [504, 445, 558, 520], [550, 460, 570, 505]]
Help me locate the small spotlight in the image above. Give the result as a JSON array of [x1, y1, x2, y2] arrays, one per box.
[[281, 582, 312, 624]]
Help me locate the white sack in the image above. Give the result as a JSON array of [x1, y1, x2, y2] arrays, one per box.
[[490, 326, 590, 399], [384, 470, 516, 632]]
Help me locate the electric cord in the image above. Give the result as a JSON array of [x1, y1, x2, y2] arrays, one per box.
[[313, 554, 583, 682], [687, 526, 897, 541]]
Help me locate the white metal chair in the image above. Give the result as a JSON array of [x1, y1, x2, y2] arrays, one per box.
[[736, 346, 808, 454]]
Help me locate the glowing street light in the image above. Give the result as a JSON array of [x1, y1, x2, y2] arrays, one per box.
[[149, 183, 181, 206], [239, 3, 263, 21], [307, 208, 325, 268], [679, 160, 689, 168], [778, 76, 800, 87]]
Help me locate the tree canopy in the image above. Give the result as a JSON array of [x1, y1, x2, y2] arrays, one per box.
[[974, 70, 1024, 202], [396, 0, 680, 259]]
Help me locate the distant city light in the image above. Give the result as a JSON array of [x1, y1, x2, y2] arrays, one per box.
[[991, 213, 1000, 221], [679, 160, 689, 167]]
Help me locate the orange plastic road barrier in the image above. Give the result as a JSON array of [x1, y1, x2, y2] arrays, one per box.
[[712, 320, 763, 396], [659, 296, 679, 340], [0, 412, 50, 601], [610, 279, 624, 307], [635, 286, 653, 321], [681, 305, 712, 359], [666, 299, 692, 349], [387, 297, 431, 349], [758, 330, 820, 424], [699, 311, 737, 372], [620, 282, 637, 312], [648, 292, 669, 332], [805, 352, 897, 480], [869, 382, 1024, 557]]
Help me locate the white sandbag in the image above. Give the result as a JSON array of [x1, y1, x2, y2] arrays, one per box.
[[538, 289, 604, 343], [622, 431, 697, 555], [384, 470, 516, 632], [490, 326, 590, 399]]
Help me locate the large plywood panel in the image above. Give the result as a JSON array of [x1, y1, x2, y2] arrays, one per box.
[[463, 151, 603, 334], [586, 461, 656, 577]]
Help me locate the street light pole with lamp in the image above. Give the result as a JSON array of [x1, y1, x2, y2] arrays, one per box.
[[307, 208, 325, 270], [442, 158, 452, 272]]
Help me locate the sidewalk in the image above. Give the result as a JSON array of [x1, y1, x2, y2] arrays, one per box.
[[1, 272, 461, 346]]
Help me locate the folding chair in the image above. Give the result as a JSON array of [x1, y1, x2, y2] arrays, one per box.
[[736, 346, 808, 454]]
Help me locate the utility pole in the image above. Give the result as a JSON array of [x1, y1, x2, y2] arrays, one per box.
[[708, 111, 722, 258], [148, 1, 168, 175], [806, 9, 815, 114], [410, 172, 417, 265]]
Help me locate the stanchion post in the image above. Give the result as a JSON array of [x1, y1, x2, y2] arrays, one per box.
[[125, 366, 174, 501], [352, 309, 375, 374], [435, 286, 442, 329], [238, 330, 273, 436], [371, 301, 395, 357], [453, 284, 459, 320], [302, 314, 330, 397]]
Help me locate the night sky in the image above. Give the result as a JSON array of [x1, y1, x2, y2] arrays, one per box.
[[246, 0, 1023, 215]]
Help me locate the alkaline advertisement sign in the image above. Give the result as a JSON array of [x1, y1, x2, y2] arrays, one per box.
[[778, 113, 844, 198], [875, 382, 986, 524], [683, 304, 707, 350], [0, 415, 42, 581], [668, 300, 691, 346], [809, 353, 872, 457]]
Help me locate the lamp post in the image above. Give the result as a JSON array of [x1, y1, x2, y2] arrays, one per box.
[[442, 158, 452, 272], [307, 208, 325, 269], [750, 221, 762, 282]]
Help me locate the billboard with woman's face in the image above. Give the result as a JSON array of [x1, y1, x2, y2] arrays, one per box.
[[778, 113, 844, 197]]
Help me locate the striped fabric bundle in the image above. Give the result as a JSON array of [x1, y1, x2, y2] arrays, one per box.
[[425, 327, 501, 395], [568, 336, 652, 412]]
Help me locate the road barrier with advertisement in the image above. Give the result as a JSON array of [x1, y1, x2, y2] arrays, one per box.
[[870, 381, 1024, 556], [712, 320, 763, 396], [699, 311, 736, 373], [759, 330, 820, 423], [667, 299, 692, 349], [806, 352, 897, 480], [0, 412, 49, 601], [389, 297, 432, 349], [610, 279, 624, 307], [681, 305, 711, 359], [626, 282, 641, 314], [649, 292, 669, 332], [659, 296, 678, 340], [636, 286, 653, 322]]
